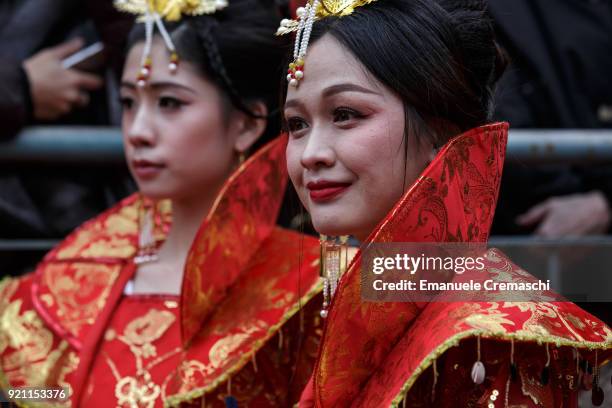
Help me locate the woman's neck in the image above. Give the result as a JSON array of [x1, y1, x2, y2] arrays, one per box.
[[159, 194, 214, 262], [132, 192, 216, 295]]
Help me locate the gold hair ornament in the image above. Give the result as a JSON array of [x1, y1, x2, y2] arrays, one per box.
[[276, 0, 376, 87], [115, 0, 228, 86]]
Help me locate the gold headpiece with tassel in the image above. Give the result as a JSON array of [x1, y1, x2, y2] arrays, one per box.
[[115, 0, 228, 86], [276, 0, 376, 87]]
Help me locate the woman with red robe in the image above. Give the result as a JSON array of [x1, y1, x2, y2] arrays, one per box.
[[0, 0, 322, 406], [282, 0, 612, 406]]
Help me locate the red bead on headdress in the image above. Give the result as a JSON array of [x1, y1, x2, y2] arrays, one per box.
[[276, 0, 377, 88], [114, 0, 229, 86]]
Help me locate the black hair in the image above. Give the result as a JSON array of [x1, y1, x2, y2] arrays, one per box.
[[298, 0, 507, 146], [127, 0, 290, 148]]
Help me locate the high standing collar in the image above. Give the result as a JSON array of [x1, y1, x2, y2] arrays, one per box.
[[30, 135, 290, 351], [312, 123, 509, 407], [180, 135, 289, 346]]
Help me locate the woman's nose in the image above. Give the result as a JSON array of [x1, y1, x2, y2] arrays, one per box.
[[125, 105, 156, 147], [300, 126, 336, 170]]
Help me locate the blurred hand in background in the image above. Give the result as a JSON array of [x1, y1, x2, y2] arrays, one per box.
[[516, 191, 611, 238], [23, 37, 102, 120]]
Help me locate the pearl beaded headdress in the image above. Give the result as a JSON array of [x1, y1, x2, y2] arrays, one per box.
[[115, 0, 228, 86], [276, 0, 376, 87]]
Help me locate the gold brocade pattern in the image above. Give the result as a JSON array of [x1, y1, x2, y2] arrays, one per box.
[[41, 263, 121, 336], [1, 136, 321, 407], [102, 307, 180, 408], [181, 135, 289, 346], [0, 278, 79, 404], [55, 200, 140, 260], [306, 124, 612, 408], [165, 229, 322, 406], [32, 195, 172, 343]]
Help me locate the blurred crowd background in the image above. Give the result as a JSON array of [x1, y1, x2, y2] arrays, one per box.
[[0, 0, 610, 314]]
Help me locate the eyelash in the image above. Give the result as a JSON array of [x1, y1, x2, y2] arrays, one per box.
[[286, 117, 309, 134], [119, 96, 185, 111], [332, 106, 363, 123], [159, 96, 185, 109], [285, 106, 365, 137]]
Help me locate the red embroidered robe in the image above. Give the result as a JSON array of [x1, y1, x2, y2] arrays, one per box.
[[0, 136, 323, 407], [299, 123, 612, 407]]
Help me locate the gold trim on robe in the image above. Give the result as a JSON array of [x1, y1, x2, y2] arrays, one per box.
[[305, 123, 612, 407], [0, 135, 322, 407]]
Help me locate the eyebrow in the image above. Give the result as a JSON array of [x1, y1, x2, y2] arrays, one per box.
[[322, 83, 381, 98], [120, 81, 197, 94], [284, 82, 381, 110]]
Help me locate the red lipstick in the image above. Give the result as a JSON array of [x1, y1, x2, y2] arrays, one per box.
[[306, 180, 351, 202]]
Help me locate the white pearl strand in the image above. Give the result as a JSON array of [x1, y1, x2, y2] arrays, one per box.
[[287, 0, 319, 87], [294, 5, 309, 59], [299, 0, 319, 59]]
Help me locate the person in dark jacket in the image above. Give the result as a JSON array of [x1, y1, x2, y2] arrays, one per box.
[[490, 0, 612, 237], [0, 0, 133, 138], [0, 0, 134, 276], [489, 0, 612, 357]]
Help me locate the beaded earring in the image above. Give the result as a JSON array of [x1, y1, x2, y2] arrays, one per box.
[[134, 198, 159, 265], [319, 235, 349, 318]]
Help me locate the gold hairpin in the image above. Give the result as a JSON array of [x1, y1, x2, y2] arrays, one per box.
[[115, 0, 228, 86], [277, 0, 376, 87]]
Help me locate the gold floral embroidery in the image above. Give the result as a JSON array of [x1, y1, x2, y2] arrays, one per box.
[[115, 374, 161, 408], [209, 322, 265, 368], [104, 309, 180, 408], [0, 294, 79, 396], [464, 312, 515, 333], [210, 274, 293, 336], [81, 238, 136, 259], [502, 302, 586, 342], [56, 201, 139, 260], [120, 309, 176, 359], [56, 229, 96, 259], [1, 299, 54, 370], [42, 263, 121, 336], [566, 313, 586, 331], [0, 278, 18, 310]]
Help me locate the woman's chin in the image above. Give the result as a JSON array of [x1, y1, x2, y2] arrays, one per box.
[[312, 217, 373, 242], [312, 220, 352, 238], [136, 186, 174, 201]]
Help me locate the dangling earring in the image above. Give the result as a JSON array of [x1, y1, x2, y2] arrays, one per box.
[[239, 152, 246, 165], [134, 197, 159, 265], [319, 235, 349, 318]]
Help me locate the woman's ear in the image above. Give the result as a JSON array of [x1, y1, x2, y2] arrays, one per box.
[[234, 101, 268, 154]]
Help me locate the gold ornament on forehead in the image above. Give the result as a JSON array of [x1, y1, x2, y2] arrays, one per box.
[[115, 0, 226, 21], [276, 0, 376, 87], [114, 0, 228, 86]]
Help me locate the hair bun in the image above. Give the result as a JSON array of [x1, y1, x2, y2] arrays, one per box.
[[436, 0, 504, 105]]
